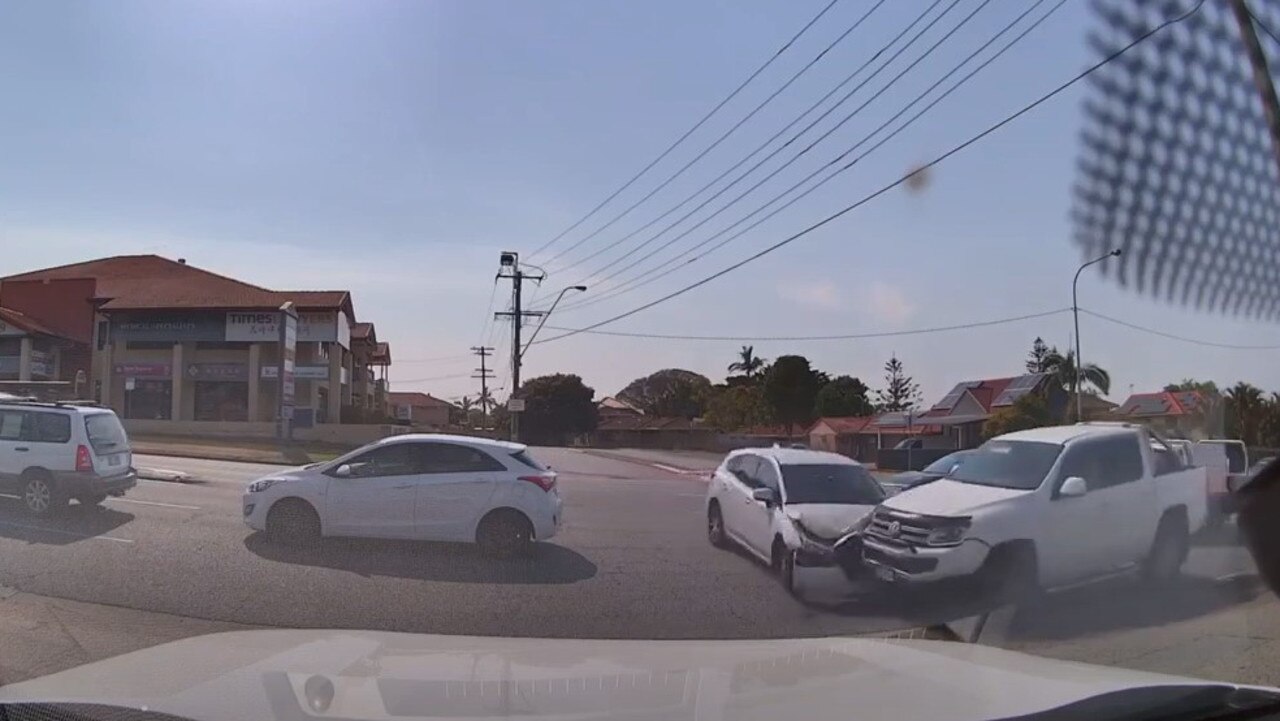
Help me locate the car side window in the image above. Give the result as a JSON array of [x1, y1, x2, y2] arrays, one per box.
[[1095, 436, 1145, 487], [344, 444, 419, 478], [27, 412, 71, 444], [0, 411, 26, 441], [727, 455, 760, 488], [417, 443, 506, 473], [1152, 446, 1185, 477], [756, 459, 781, 493], [1057, 439, 1104, 491]]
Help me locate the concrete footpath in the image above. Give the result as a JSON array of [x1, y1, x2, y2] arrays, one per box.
[[577, 448, 723, 476], [130, 437, 343, 467]]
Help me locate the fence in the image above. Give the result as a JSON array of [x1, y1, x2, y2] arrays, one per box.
[[875, 448, 953, 472]]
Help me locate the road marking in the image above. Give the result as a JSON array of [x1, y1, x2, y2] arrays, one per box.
[[108, 498, 201, 511], [0, 521, 134, 544]]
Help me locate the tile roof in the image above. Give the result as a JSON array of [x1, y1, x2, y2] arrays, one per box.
[[371, 342, 392, 364], [1115, 391, 1207, 417], [598, 396, 643, 413], [808, 416, 877, 434], [387, 392, 455, 409], [351, 322, 374, 340], [0, 306, 62, 339], [1, 255, 352, 314]]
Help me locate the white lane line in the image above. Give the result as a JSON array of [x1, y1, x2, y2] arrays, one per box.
[[0, 521, 134, 544], [108, 498, 201, 511], [651, 463, 690, 475]]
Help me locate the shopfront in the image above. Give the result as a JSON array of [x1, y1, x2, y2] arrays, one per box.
[[115, 362, 173, 420]]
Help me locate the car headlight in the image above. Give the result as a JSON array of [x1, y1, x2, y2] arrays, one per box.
[[247, 478, 281, 494], [924, 523, 969, 547], [792, 521, 837, 566]]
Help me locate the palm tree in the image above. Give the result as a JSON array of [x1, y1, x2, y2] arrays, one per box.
[[1043, 348, 1110, 419], [728, 345, 766, 379], [477, 388, 494, 415], [1225, 382, 1266, 445], [459, 396, 475, 414]]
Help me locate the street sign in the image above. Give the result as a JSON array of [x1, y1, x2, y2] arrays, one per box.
[[508, 398, 526, 412], [278, 303, 298, 441]]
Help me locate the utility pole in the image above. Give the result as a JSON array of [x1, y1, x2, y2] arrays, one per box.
[[494, 252, 544, 441], [471, 346, 495, 423], [1231, 0, 1280, 176]]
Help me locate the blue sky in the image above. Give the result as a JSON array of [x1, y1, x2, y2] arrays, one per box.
[[2, 0, 1278, 405]]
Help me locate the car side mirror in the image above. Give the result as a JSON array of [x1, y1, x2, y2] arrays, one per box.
[[752, 487, 777, 506], [334, 464, 353, 478], [1059, 476, 1088, 498]]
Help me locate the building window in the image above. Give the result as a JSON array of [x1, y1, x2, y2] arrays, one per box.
[[124, 380, 173, 420], [195, 382, 248, 421], [127, 341, 172, 350], [195, 341, 250, 351], [96, 320, 109, 351]]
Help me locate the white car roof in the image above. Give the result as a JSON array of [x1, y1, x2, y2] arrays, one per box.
[[730, 446, 861, 466], [994, 424, 1136, 445], [0, 401, 113, 415], [377, 433, 526, 452]]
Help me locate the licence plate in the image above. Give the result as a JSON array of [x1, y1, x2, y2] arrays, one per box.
[[108, 455, 122, 466], [874, 565, 897, 583]]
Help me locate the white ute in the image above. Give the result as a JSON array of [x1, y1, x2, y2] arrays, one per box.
[[862, 423, 1207, 597]]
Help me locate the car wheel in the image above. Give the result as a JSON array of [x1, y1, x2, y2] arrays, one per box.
[[773, 539, 799, 597], [707, 504, 728, 548], [266, 499, 322, 547], [22, 473, 65, 517], [78, 493, 108, 508], [1144, 514, 1188, 585], [476, 510, 533, 559], [980, 544, 1039, 606]]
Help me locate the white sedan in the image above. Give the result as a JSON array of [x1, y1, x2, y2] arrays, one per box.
[[706, 447, 883, 598], [243, 434, 561, 557]]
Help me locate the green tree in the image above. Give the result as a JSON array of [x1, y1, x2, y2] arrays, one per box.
[[763, 355, 825, 436], [519, 374, 598, 445], [1164, 379, 1220, 394], [618, 369, 712, 415], [1026, 337, 1053, 373], [814, 375, 874, 417], [1226, 381, 1266, 446], [727, 345, 766, 380], [874, 354, 921, 412], [1043, 348, 1111, 409], [703, 384, 772, 431], [983, 394, 1052, 439]]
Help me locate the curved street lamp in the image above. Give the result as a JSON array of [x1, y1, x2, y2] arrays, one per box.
[[521, 285, 587, 359], [1073, 249, 1121, 421]]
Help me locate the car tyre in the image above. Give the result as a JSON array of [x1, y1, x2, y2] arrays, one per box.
[[78, 493, 108, 508], [980, 544, 1040, 607], [22, 473, 65, 517], [476, 509, 534, 559], [707, 503, 728, 549], [1143, 514, 1188, 585], [266, 499, 322, 547], [773, 539, 800, 598]]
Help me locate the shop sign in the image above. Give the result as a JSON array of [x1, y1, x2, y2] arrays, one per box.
[[29, 361, 52, 378], [225, 312, 281, 342], [261, 365, 329, 380], [114, 362, 172, 378], [112, 313, 225, 342], [225, 311, 351, 348], [394, 404, 412, 421], [186, 363, 248, 382]]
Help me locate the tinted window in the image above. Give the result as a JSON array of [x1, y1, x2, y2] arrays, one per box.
[[0, 411, 26, 441], [950, 440, 1063, 490], [344, 444, 419, 478], [1058, 436, 1144, 490], [84, 413, 128, 454], [29, 412, 70, 443], [510, 449, 547, 471], [755, 459, 781, 491], [1223, 444, 1247, 473], [781, 464, 884, 505], [727, 455, 760, 488], [417, 443, 505, 473], [1152, 446, 1185, 476]]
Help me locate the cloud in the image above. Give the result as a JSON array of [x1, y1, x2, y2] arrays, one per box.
[[777, 279, 842, 310], [866, 281, 916, 324]]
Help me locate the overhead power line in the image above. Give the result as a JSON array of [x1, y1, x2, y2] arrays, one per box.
[[1080, 309, 1280, 350], [394, 372, 475, 384], [559, 0, 1062, 315], [396, 354, 475, 364], [544, 308, 1070, 341], [532, 0, 1208, 347], [541, 0, 888, 268], [527, 0, 841, 260], [546, 0, 966, 291]]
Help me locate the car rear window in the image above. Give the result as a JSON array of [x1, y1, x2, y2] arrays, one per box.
[[84, 412, 129, 454], [510, 449, 548, 471]]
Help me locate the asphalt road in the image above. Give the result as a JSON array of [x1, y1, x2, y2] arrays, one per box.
[[0, 448, 1267, 649]]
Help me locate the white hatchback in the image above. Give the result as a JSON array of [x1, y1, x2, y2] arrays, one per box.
[[243, 434, 561, 557]]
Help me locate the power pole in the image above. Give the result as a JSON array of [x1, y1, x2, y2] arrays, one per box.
[[494, 252, 544, 441], [471, 346, 495, 422], [1231, 0, 1280, 176]]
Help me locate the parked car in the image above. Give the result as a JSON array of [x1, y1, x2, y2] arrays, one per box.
[[705, 446, 884, 599], [242, 434, 561, 557], [862, 423, 1207, 599], [881, 449, 975, 495], [0, 400, 135, 515]]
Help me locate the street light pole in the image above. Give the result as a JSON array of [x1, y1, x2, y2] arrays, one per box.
[[521, 285, 587, 359], [1073, 249, 1121, 422]]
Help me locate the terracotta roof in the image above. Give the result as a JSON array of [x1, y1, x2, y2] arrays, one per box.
[[351, 322, 375, 341], [1116, 391, 1206, 417], [808, 416, 876, 434], [387, 392, 455, 409], [598, 396, 643, 413], [0, 306, 63, 339], [371, 342, 391, 364], [1, 255, 353, 315]]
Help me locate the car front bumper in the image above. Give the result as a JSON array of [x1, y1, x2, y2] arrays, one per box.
[[861, 536, 989, 584], [243, 493, 268, 531]]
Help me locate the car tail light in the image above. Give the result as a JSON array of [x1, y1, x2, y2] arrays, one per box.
[[519, 474, 556, 492], [75, 444, 94, 472]]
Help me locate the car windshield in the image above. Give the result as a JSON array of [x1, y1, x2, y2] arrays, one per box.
[[922, 451, 967, 475], [781, 464, 884, 505], [947, 440, 1064, 490], [7, 0, 1280, 714]]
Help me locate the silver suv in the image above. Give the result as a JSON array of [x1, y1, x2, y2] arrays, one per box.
[[0, 401, 136, 515]]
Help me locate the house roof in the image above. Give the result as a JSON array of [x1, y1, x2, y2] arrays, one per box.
[[387, 392, 456, 409], [371, 342, 392, 365], [596, 415, 701, 431], [1115, 391, 1206, 417], [808, 416, 877, 435], [351, 322, 375, 341], [0, 306, 64, 339], [1, 255, 355, 318], [598, 396, 643, 413]]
